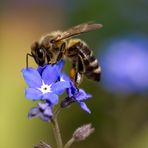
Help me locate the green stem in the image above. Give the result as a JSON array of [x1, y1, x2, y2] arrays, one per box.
[[51, 116, 63, 148], [63, 138, 75, 148], [54, 107, 61, 118]]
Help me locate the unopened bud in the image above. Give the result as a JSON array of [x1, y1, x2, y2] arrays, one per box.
[[34, 141, 52, 148], [73, 123, 95, 141], [60, 96, 75, 108]]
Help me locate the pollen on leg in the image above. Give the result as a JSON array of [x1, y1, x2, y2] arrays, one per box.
[[70, 68, 76, 80]]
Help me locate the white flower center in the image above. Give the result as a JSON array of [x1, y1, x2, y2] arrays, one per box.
[[38, 81, 52, 94]]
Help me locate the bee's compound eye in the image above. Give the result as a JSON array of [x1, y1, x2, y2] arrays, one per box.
[[37, 48, 44, 59]]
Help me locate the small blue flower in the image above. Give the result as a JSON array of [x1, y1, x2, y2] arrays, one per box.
[[100, 35, 148, 94], [28, 102, 53, 121], [65, 82, 92, 113], [22, 60, 70, 105]]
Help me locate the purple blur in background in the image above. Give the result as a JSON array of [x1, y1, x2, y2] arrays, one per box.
[[100, 34, 148, 94]]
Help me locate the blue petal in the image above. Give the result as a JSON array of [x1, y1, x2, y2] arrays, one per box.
[[25, 88, 43, 100], [55, 60, 65, 73], [60, 73, 71, 82], [42, 65, 59, 85], [28, 103, 53, 121], [51, 81, 71, 95], [74, 89, 92, 101], [66, 88, 72, 97], [28, 107, 40, 119], [22, 68, 42, 88], [66, 81, 78, 97], [44, 107, 53, 117], [39, 114, 51, 121], [60, 73, 71, 81], [79, 102, 91, 113], [42, 93, 59, 105], [38, 102, 49, 110], [37, 65, 48, 75]]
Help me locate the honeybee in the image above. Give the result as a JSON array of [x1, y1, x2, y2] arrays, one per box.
[[26, 22, 102, 85]]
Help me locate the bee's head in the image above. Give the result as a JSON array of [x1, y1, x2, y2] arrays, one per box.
[[31, 41, 48, 66], [40, 33, 66, 64]]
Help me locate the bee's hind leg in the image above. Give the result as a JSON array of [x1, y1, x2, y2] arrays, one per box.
[[69, 56, 84, 87]]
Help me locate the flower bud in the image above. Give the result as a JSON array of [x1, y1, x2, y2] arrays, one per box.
[[73, 123, 95, 141], [60, 96, 75, 108], [34, 141, 52, 148]]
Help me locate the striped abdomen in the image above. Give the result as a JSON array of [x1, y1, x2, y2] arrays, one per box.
[[66, 41, 101, 82], [77, 42, 101, 81]]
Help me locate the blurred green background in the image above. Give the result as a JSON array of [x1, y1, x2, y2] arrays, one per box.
[[0, 0, 148, 148]]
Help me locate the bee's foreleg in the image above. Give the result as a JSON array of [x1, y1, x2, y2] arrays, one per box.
[[26, 53, 33, 68]]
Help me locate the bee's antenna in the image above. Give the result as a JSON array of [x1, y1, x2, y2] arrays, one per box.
[[26, 53, 33, 69]]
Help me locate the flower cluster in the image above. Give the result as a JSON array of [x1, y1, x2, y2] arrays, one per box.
[[22, 60, 92, 121]]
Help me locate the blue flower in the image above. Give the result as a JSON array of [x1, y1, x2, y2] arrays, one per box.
[[22, 60, 70, 105], [100, 35, 148, 94], [28, 102, 53, 121], [62, 81, 92, 113]]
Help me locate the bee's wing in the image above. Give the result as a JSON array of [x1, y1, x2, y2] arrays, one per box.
[[52, 22, 103, 42]]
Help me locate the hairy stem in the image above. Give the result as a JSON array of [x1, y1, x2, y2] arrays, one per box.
[[54, 107, 62, 118], [51, 116, 63, 148], [63, 138, 75, 148]]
